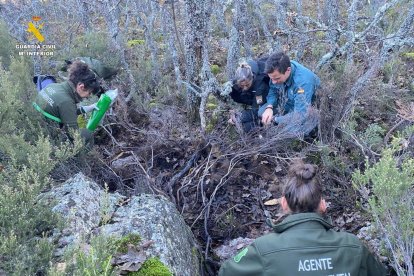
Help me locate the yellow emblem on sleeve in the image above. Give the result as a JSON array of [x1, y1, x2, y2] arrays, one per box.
[[298, 88, 304, 94]]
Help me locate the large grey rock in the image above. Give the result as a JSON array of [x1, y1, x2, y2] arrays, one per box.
[[40, 173, 123, 255], [99, 194, 200, 276], [43, 173, 200, 276]]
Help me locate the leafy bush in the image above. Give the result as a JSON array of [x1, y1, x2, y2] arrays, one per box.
[[358, 123, 385, 152], [353, 139, 414, 275], [0, 57, 83, 274], [52, 235, 118, 276], [52, 31, 121, 78], [0, 20, 15, 69]]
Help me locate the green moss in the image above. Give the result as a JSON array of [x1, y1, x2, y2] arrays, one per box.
[[316, 31, 325, 39], [206, 94, 219, 111], [206, 102, 218, 110], [211, 64, 220, 75], [191, 246, 198, 258], [404, 52, 414, 59], [148, 99, 158, 109], [206, 113, 219, 133], [77, 114, 87, 129], [127, 39, 146, 47], [115, 233, 141, 254], [129, 257, 172, 276]]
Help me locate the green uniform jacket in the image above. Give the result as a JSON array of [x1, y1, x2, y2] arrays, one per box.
[[219, 213, 386, 276], [35, 81, 93, 141]]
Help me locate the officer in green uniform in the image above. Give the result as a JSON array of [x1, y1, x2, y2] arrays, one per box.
[[34, 60, 101, 147], [219, 162, 387, 276]]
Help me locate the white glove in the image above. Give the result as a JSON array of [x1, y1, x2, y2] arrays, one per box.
[[221, 81, 233, 96], [82, 103, 99, 113]]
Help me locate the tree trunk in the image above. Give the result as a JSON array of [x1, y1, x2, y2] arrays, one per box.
[[184, 0, 211, 122]]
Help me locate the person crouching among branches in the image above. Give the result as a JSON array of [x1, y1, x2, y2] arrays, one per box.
[[219, 161, 386, 276], [229, 58, 269, 133], [34, 61, 101, 148], [260, 52, 320, 136]]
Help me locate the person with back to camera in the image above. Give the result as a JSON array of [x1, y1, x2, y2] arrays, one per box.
[[229, 57, 269, 132], [34, 60, 101, 147], [219, 161, 387, 276]]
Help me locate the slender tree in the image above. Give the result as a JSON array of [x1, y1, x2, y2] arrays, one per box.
[[183, 0, 212, 121]]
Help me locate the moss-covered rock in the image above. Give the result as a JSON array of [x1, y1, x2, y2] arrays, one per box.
[[130, 257, 172, 276], [115, 233, 142, 254]]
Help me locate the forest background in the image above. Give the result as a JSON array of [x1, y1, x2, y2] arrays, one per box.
[[0, 0, 413, 275]]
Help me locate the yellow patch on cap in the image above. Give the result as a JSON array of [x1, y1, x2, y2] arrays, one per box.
[[298, 88, 304, 94]]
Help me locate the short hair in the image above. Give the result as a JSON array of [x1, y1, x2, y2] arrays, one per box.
[[234, 62, 253, 86], [68, 61, 101, 94], [283, 161, 322, 213], [264, 52, 291, 74]]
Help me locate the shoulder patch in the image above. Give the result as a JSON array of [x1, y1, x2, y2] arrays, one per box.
[[233, 247, 248, 263], [297, 87, 304, 94]]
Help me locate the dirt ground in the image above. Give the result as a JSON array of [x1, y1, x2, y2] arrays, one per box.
[[81, 103, 378, 275]]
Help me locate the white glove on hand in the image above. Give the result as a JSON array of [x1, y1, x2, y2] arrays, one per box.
[[221, 81, 233, 96], [82, 103, 99, 113]]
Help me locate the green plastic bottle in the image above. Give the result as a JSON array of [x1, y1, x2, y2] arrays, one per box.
[[86, 89, 118, 131]]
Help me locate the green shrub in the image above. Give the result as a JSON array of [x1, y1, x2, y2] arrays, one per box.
[[0, 58, 83, 275], [0, 20, 15, 69], [60, 32, 120, 72], [128, 39, 146, 47], [55, 235, 118, 276], [358, 123, 386, 152], [382, 58, 402, 84], [353, 139, 414, 275]]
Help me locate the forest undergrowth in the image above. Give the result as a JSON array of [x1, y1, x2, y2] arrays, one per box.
[[1, 0, 414, 274]]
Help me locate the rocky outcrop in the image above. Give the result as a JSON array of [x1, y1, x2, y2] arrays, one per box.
[[99, 194, 200, 276], [42, 173, 200, 276]]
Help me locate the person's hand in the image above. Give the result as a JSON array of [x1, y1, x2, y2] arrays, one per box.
[[82, 103, 99, 113], [228, 109, 236, 125], [261, 107, 274, 125]]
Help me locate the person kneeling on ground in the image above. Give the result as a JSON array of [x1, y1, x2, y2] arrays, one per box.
[[260, 52, 320, 136], [229, 58, 269, 133], [34, 61, 101, 147], [219, 161, 386, 276]]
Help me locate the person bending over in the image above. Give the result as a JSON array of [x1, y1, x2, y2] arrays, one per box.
[[229, 58, 269, 132], [34, 61, 101, 147]]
